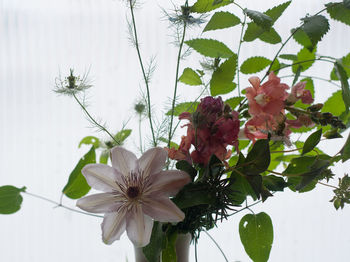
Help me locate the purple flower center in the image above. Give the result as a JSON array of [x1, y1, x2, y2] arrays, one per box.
[[126, 186, 140, 199]]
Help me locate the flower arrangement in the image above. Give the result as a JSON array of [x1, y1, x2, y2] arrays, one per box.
[[2, 0, 350, 261]]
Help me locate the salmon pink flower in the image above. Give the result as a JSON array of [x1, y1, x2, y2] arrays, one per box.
[[289, 81, 314, 104], [246, 72, 289, 116], [77, 147, 190, 247]]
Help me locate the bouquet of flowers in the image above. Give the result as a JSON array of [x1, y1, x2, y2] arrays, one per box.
[[2, 0, 350, 261]]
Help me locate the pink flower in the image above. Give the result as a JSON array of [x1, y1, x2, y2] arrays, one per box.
[[290, 81, 314, 104], [77, 147, 190, 247], [246, 72, 289, 116]]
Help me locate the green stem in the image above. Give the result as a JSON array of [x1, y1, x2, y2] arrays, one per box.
[[204, 231, 229, 262], [279, 74, 341, 88], [129, 0, 157, 146], [275, 58, 334, 73], [318, 181, 338, 189], [23, 191, 103, 218], [168, 17, 188, 148], [139, 114, 143, 153], [236, 12, 247, 97], [73, 94, 118, 144]]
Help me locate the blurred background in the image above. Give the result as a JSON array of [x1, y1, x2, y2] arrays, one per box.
[[1, 0, 350, 261]]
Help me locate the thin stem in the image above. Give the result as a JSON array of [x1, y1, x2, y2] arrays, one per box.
[[139, 114, 143, 153], [228, 200, 262, 217], [236, 13, 247, 96], [73, 94, 118, 144], [279, 74, 341, 88], [168, 17, 188, 148], [271, 147, 303, 153], [275, 58, 334, 75], [261, 5, 335, 82], [318, 181, 338, 189], [23, 191, 103, 218], [194, 240, 198, 262], [204, 231, 229, 262], [129, 0, 157, 146]]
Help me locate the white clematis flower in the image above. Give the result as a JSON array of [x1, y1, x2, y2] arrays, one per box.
[[77, 146, 191, 247]]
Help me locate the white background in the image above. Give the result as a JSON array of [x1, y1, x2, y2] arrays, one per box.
[[1, 0, 350, 261]]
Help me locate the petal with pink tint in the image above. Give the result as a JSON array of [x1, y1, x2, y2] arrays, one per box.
[[263, 100, 284, 115], [111, 147, 138, 176], [126, 205, 154, 247], [77, 193, 123, 213], [248, 76, 260, 90], [138, 147, 167, 178], [102, 210, 127, 245], [82, 164, 122, 192], [146, 170, 191, 197], [142, 197, 185, 223]]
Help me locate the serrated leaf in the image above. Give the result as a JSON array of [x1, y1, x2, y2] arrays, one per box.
[[79, 136, 100, 148], [258, 28, 281, 44], [239, 212, 273, 262], [62, 146, 96, 199], [240, 56, 271, 74], [185, 38, 234, 58], [292, 47, 316, 73], [301, 15, 329, 48], [203, 11, 240, 32], [166, 102, 199, 116], [326, 2, 350, 26], [225, 97, 244, 110], [270, 59, 280, 74], [179, 68, 202, 86], [210, 54, 238, 96], [245, 9, 272, 30], [291, 28, 313, 50], [334, 62, 350, 112], [302, 129, 322, 155], [0, 185, 26, 214], [322, 90, 345, 116], [243, 1, 291, 42], [191, 0, 232, 13]]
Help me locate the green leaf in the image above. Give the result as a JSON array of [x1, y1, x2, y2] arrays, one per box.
[[114, 129, 132, 145], [258, 28, 282, 44], [162, 232, 177, 262], [245, 9, 272, 30], [292, 47, 316, 73], [79, 136, 100, 148], [243, 1, 291, 42], [210, 54, 238, 96], [225, 97, 244, 110], [239, 212, 274, 262], [62, 146, 96, 199], [344, 0, 350, 9], [166, 102, 199, 116], [302, 129, 322, 155], [229, 171, 256, 203], [185, 38, 234, 58], [263, 175, 288, 192], [334, 62, 350, 112], [176, 160, 197, 180], [191, 0, 232, 13], [240, 56, 271, 74], [279, 54, 298, 61], [322, 90, 345, 116], [301, 15, 329, 48], [291, 28, 313, 50], [244, 139, 270, 174], [143, 221, 166, 262], [179, 68, 202, 86], [0, 185, 26, 214], [341, 132, 350, 162], [326, 2, 350, 26], [283, 156, 317, 175], [99, 150, 109, 164], [295, 159, 330, 191], [203, 11, 240, 32], [330, 53, 350, 80], [288, 176, 317, 193]]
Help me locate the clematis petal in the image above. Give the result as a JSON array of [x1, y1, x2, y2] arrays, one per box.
[[101, 209, 127, 245], [82, 164, 123, 192], [142, 197, 185, 222], [138, 147, 167, 178], [76, 193, 123, 213], [110, 147, 138, 176], [126, 205, 153, 247], [146, 170, 190, 197]]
